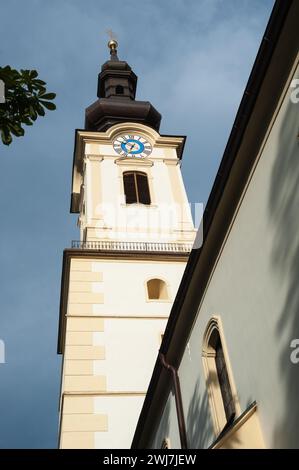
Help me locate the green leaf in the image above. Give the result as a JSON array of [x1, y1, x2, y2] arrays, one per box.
[[30, 70, 38, 79], [40, 100, 56, 110], [1, 128, 12, 145], [29, 105, 38, 120], [37, 86, 47, 95], [33, 79, 46, 86], [36, 104, 45, 116], [39, 92, 56, 100], [8, 122, 24, 136], [21, 116, 33, 125], [0, 66, 56, 146]]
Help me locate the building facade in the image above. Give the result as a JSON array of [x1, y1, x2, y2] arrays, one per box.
[[57, 41, 196, 448], [133, 0, 299, 449]]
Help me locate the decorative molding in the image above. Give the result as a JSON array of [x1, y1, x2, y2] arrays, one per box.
[[163, 159, 179, 166], [115, 157, 153, 167], [86, 155, 104, 162]]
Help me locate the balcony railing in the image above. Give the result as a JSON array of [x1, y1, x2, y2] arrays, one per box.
[[71, 240, 193, 253]]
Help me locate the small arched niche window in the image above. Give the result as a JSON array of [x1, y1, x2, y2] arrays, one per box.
[[202, 318, 236, 434], [123, 171, 151, 205], [116, 85, 124, 95], [147, 278, 169, 300]]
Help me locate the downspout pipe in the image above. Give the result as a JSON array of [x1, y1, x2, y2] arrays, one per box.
[[159, 353, 188, 449]]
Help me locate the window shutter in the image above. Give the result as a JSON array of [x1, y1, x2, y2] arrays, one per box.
[[136, 173, 151, 205], [123, 173, 137, 204]]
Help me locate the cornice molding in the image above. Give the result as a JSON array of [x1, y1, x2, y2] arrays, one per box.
[[115, 157, 153, 167], [86, 155, 104, 162]]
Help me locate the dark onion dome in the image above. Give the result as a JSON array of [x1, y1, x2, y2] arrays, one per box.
[[85, 39, 161, 132]]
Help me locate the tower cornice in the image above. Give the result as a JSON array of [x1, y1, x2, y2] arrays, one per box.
[[70, 123, 186, 213]]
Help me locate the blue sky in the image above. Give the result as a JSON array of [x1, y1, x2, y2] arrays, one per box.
[[0, 0, 274, 448]]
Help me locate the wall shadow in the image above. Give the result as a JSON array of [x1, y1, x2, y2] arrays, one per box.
[[186, 379, 212, 448], [268, 84, 299, 448], [186, 376, 242, 448]]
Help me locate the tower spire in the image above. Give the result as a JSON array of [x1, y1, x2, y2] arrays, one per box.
[[84, 39, 161, 132], [106, 29, 119, 61], [108, 39, 119, 61]]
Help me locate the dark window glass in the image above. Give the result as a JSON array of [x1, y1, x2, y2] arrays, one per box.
[[215, 336, 235, 420], [116, 85, 124, 95], [136, 173, 151, 205], [123, 173, 137, 204], [123, 172, 151, 205]]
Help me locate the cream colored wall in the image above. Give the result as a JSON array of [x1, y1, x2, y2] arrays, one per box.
[[90, 259, 185, 317], [93, 318, 167, 391], [60, 123, 194, 448], [60, 393, 144, 449], [59, 255, 187, 448], [75, 123, 196, 243], [94, 395, 145, 449]]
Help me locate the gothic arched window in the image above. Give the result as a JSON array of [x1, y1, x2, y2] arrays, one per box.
[[123, 171, 151, 205], [202, 318, 237, 434]]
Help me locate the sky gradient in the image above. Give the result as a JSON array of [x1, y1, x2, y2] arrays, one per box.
[[0, 0, 274, 448]]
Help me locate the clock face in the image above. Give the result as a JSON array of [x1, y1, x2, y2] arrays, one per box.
[[113, 134, 152, 158]]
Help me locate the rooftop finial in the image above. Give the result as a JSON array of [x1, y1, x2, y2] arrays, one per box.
[[106, 29, 119, 60]]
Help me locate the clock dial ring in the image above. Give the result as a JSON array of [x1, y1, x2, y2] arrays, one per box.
[[121, 139, 145, 155], [113, 134, 152, 158]]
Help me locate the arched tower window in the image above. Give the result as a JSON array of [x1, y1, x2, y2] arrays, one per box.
[[123, 171, 151, 205], [147, 279, 169, 300], [202, 318, 237, 434], [115, 85, 124, 95]]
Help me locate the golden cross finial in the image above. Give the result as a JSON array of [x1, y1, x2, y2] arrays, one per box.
[[106, 29, 117, 41], [105, 29, 118, 55]]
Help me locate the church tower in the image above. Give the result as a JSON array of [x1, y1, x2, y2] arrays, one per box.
[[57, 40, 196, 449]]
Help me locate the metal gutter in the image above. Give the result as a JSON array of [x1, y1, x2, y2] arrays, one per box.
[[159, 354, 188, 449]]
